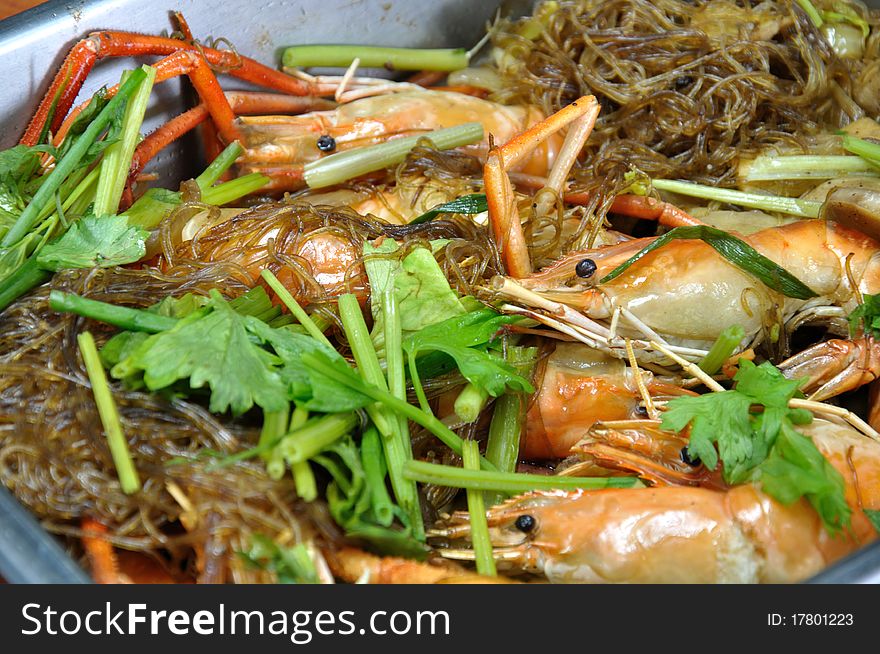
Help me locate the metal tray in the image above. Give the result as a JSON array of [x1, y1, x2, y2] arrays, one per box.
[[0, 0, 878, 584]]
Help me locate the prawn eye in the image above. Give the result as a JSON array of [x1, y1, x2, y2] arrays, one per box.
[[514, 514, 537, 532], [680, 446, 701, 466], [575, 258, 597, 278], [317, 134, 337, 152]]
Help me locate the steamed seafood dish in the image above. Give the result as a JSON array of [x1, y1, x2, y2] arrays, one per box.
[[1, 0, 880, 584]]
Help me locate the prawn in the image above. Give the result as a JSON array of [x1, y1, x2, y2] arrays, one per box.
[[433, 419, 880, 583], [502, 219, 880, 362], [523, 343, 692, 459]]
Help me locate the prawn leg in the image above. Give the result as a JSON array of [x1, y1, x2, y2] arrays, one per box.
[[485, 95, 600, 278], [325, 546, 515, 584], [21, 28, 325, 147], [81, 517, 181, 584], [508, 173, 705, 229], [778, 336, 880, 401]]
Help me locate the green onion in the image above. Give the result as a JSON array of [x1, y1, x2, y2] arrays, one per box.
[[484, 347, 533, 505], [0, 257, 50, 312], [2, 68, 148, 248], [120, 188, 181, 229], [278, 412, 358, 464], [77, 331, 141, 494], [454, 383, 489, 423], [338, 293, 395, 438], [302, 351, 496, 470], [600, 225, 818, 300], [841, 135, 880, 168], [462, 440, 496, 577], [196, 142, 245, 190], [407, 353, 433, 415], [282, 45, 469, 71], [796, 0, 824, 27], [304, 123, 484, 189], [484, 394, 523, 505], [651, 179, 822, 218], [49, 290, 179, 332], [403, 460, 640, 492], [698, 324, 746, 374], [259, 404, 290, 471], [200, 173, 268, 206], [338, 293, 422, 537], [380, 286, 423, 538], [361, 426, 395, 528], [93, 66, 156, 217], [740, 155, 879, 182], [410, 193, 488, 225], [287, 405, 318, 501], [260, 269, 333, 348], [823, 9, 870, 37], [121, 158, 263, 230]]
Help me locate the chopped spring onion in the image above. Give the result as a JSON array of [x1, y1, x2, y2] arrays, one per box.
[[362, 427, 395, 528], [380, 286, 423, 537], [122, 144, 268, 230], [77, 331, 141, 494], [410, 193, 488, 225], [484, 348, 535, 503], [301, 351, 497, 470], [260, 269, 333, 348], [0, 258, 49, 313], [277, 412, 358, 464], [200, 173, 268, 207], [824, 9, 870, 38], [651, 179, 822, 218], [259, 405, 290, 480], [403, 460, 641, 493], [796, 0, 824, 27], [93, 65, 156, 217], [454, 383, 489, 423], [462, 440, 496, 577], [338, 293, 423, 536], [1, 68, 148, 248], [282, 45, 470, 72], [287, 406, 318, 501], [303, 122, 484, 189], [698, 324, 746, 375], [600, 225, 818, 300], [841, 134, 880, 168], [739, 155, 880, 182], [196, 141, 245, 190], [49, 290, 178, 333]]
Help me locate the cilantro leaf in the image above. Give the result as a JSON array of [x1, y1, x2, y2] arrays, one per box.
[[36, 215, 148, 271], [238, 534, 318, 584], [244, 318, 371, 412], [847, 293, 880, 338], [661, 391, 752, 474], [0, 144, 54, 188], [759, 422, 851, 534], [403, 309, 533, 397], [661, 359, 849, 533], [111, 291, 288, 415], [733, 358, 804, 408]]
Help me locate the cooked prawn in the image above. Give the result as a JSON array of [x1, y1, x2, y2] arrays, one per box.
[[434, 419, 880, 583], [510, 219, 880, 355]]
